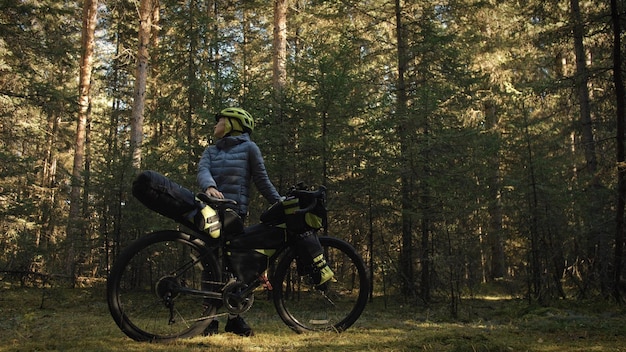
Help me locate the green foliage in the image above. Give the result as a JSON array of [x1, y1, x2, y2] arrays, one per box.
[[1, 0, 624, 305], [0, 0, 80, 276]]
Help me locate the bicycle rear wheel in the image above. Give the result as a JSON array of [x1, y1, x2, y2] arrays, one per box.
[[107, 230, 221, 342], [272, 236, 369, 333]]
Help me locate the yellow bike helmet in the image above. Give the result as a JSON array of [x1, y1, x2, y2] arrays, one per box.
[[215, 107, 255, 135]]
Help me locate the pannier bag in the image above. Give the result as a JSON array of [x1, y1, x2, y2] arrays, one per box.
[[131, 170, 221, 238], [260, 190, 333, 285]]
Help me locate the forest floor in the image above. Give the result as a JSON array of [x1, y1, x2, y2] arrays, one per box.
[[1, 284, 625, 352]]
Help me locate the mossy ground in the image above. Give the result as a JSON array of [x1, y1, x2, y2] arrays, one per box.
[[1, 286, 625, 352]]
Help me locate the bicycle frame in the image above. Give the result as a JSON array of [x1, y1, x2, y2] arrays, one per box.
[[162, 220, 291, 310], [107, 184, 369, 341]]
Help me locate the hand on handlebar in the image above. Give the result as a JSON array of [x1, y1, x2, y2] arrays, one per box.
[[197, 190, 237, 206], [206, 187, 224, 199]]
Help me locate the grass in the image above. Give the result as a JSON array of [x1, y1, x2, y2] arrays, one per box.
[[1, 285, 625, 352]]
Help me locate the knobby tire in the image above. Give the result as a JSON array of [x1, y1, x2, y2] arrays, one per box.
[[106, 230, 221, 342], [272, 236, 369, 333]]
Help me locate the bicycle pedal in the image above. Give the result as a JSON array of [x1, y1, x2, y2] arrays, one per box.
[[261, 273, 273, 291]]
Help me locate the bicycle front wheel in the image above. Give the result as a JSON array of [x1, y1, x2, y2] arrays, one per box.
[[107, 230, 221, 342], [272, 236, 369, 333]]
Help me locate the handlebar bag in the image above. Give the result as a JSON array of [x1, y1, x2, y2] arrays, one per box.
[[260, 194, 326, 234]]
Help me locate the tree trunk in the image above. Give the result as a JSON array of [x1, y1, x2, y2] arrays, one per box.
[[523, 101, 543, 302], [570, 0, 608, 296], [484, 100, 506, 280], [105, 4, 127, 269], [419, 173, 431, 303], [395, 0, 416, 298], [570, 0, 596, 176], [611, 0, 625, 302], [42, 111, 60, 250], [150, 0, 161, 150], [67, 0, 98, 283], [130, 0, 153, 171], [272, 0, 287, 106], [368, 190, 375, 301], [186, 0, 197, 174], [272, 0, 288, 189]]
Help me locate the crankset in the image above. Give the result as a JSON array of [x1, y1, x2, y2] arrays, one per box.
[[222, 280, 255, 314]]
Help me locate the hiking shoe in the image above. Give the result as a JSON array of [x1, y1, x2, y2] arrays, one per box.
[[311, 254, 335, 285], [225, 316, 254, 337], [318, 264, 335, 285], [203, 320, 219, 336]]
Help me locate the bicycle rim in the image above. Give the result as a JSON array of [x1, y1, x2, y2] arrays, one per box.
[[273, 236, 369, 333], [107, 231, 220, 342]]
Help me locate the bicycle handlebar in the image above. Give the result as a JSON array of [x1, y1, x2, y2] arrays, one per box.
[[196, 192, 237, 206], [294, 200, 315, 214], [291, 186, 326, 215], [197, 184, 325, 214]]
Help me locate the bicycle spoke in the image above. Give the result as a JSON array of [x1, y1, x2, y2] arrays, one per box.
[[107, 231, 221, 341], [273, 237, 368, 333]]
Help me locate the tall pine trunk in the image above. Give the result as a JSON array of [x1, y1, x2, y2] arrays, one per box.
[[186, 0, 198, 174], [272, 0, 288, 190], [272, 0, 287, 104], [130, 0, 152, 171], [484, 101, 506, 280], [570, 0, 608, 296], [67, 0, 97, 284], [395, 0, 416, 298], [611, 0, 625, 302]]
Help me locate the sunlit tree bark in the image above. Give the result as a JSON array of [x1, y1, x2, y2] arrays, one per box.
[[272, 0, 288, 189], [130, 0, 153, 171], [67, 0, 98, 283]]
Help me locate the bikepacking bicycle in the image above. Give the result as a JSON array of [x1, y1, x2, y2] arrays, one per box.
[[106, 170, 369, 342]]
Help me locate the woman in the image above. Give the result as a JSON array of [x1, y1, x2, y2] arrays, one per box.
[[197, 107, 280, 337]]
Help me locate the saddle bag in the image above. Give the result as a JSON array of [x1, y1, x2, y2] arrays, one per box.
[[131, 170, 221, 238]]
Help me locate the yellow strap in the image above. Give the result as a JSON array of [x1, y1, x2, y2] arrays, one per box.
[[283, 198, 299, 214], [255, 249, 276, 257]]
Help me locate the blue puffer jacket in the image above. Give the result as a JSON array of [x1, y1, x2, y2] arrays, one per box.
[[197, 134, 281, 217]]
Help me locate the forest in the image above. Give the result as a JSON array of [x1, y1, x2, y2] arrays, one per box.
[[1, 0, 625, 312]]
